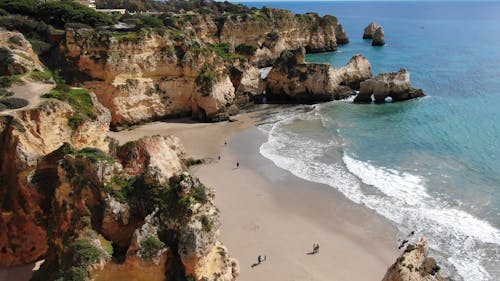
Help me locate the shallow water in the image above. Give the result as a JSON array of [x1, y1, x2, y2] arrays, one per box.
[[243, 1, 500, 280]]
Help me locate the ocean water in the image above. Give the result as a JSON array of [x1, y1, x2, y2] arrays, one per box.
[[243, 1, 500, 281]]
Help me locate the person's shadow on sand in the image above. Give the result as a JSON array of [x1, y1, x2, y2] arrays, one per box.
[[250, 262, 260, 268]]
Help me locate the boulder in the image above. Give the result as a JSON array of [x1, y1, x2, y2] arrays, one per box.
[[372, 26, 386, 46], [354, 69, 425, 103], [363, 22, 382, 39], [264, 48, 372, 103], [382, 238, 449, 281]]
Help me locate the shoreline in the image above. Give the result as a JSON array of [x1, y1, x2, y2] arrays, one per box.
[[193, 123, 400, 281]]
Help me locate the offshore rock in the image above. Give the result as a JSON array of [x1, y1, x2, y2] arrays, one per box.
[[372, 27, 386, 46], [335, 24, 350, 45], [264, 48, 372, 103], [354, 68, 425, 103], [363, 22, 382, 39], [382, 238, 449, 281]]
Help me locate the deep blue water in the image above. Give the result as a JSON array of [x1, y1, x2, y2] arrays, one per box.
[[248, 2, 500, 281]]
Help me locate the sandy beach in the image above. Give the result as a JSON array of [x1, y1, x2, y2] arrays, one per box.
[[111, 109, 401, 281]]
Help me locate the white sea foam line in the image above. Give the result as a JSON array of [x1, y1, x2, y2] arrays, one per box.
[[257, 110, 500, 281]]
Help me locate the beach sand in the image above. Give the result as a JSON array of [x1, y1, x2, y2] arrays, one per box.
[[111, 109, 401, 281], [1, 109, 401, 281]]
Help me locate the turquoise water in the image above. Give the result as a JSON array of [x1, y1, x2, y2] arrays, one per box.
[[246, 2, 500, 281]]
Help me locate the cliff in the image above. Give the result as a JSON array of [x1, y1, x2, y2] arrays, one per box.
[[382, 239, 449, 281], [58, 6, 349, 128], [264, 47, 372, 103]]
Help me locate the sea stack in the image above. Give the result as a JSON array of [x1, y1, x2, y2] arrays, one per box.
[[354, 68, 425, 103], [363, 22, 382, 39], [372, 26, 386, 46], [335, 24, 350, 44]]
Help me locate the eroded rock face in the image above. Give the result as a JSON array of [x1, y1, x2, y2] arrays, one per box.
[[117, 135, 186, 184], [0, 29, 44, 76], [363, 22, 382, 39], [382, 238, 449, 281], [372, 27, 385, 46], [0, 93, 111, 266], [219, 11, 345, 66], [62, 28, 235, 128], [264, 48, 372, 103], [354, 68, 425, 103]]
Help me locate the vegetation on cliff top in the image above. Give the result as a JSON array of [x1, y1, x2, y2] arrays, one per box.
[[42, 85, 96, 129], [139, 236, 166, 260]]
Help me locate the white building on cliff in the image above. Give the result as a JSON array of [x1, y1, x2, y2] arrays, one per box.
[[75, 0, 96, 9]]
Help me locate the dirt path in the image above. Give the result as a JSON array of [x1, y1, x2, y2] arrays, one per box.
[[0, 80, 54, 116]]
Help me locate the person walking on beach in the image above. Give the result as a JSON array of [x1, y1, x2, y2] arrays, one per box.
[[224, 141, 227, 147], [236, 162, 240, 169], [218, 155, 221, 161], [312, 243, 319, 254], [257, 255, 262, 264]]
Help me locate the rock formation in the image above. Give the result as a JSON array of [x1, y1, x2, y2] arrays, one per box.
[[382, 238, 449, 281], [0, 29, 45, 76], [372, 27, 386, 46], [264, 48, 372, 102], [354, 69, 425, 103], [363, 22, 382, 39]]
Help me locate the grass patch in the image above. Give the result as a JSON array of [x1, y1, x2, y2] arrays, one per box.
[[14, 52, 31, 61], [29, 69, 52, 81], [42, 86, 95, 129], [73, 147, 115, 164], [212, 42, 245, 62], [113, 32, 140, 43], [72, 239, 102, 267]]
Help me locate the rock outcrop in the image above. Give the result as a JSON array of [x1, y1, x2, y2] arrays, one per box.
[[382, 238, 449, 281], [363, 22, 382, 39], [0, 29, 44, 76], [62, 28, 235, 128], [264, 48, 372, 103], [354, 69, 425, 103], [0, 93, 111, 266], [372, 27, 385, 46]]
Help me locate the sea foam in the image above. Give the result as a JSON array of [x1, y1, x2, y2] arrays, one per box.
[[258, 108, 500, 281]]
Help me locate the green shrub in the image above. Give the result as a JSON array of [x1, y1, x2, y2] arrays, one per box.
[[104, 175, 135, 202], [0, 8, 8, 16], [8, 36, 23, 47], [29, 39, 52, 55], [0, 47, 13, 75], [37, 1, 113, 29], [235, 44, 257, 56], [0, 97, 28, 109], [139, 236, 165, 260], [195, 64, 216, 94], [0, 0, 39, 17], [266, 31, 280, 41], [137, 14, 164, 28], [0, 103, 6, 112], [63, 266, 88, 281], [0, 76, 21, 88], [73, 147, 115, 163], [72, 239, 102, 267], [0, 88, 14, 97], [0, 15, 53, 42]]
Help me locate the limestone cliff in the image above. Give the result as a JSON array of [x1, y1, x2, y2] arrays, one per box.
[[382, 238, 449, 281], [0, 29, 44, 76], [0, 93, 111, 266], [31, 143, 238, 281], [264, 48, 372, 103], [354, 68, 425, 103], [62, 28, 235, 128]]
